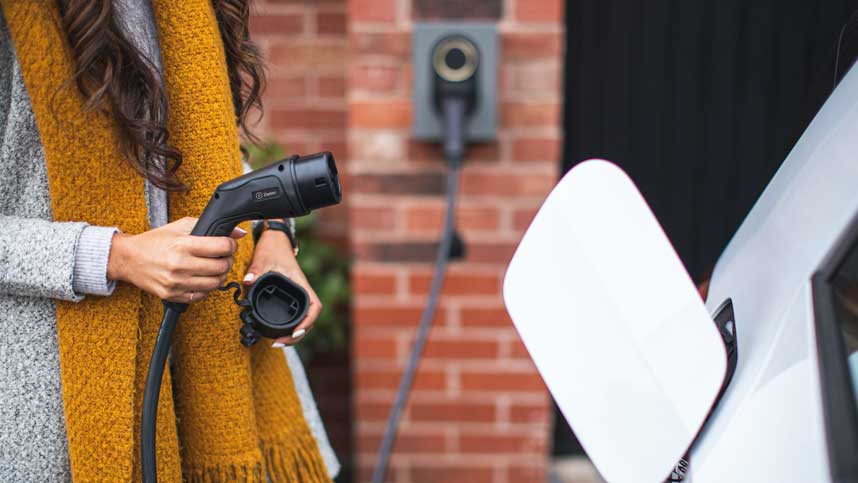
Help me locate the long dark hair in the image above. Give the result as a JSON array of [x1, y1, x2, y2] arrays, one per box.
[[57, 0, 265, 191]]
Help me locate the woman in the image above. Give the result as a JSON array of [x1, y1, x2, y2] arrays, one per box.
[[0, 0, 338, 481]]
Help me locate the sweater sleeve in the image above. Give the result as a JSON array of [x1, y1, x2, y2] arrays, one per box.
[[0, 215, 88, 301], [72, 226, 120, 296]]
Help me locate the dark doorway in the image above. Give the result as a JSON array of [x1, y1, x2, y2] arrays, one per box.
[[555, 0, 858, 457]]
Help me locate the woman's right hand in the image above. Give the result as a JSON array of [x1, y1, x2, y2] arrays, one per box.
[[106, 217, 245, 303]]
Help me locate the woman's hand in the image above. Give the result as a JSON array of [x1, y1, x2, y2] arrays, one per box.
[[107, 217, 245, 303], [244, 225, 321, 346]]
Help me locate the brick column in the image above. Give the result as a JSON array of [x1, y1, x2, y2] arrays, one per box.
[[251, 0, 350, 245], [348, 0, 565, 481]]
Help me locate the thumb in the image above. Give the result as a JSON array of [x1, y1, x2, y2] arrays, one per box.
[[171, 216, 199, 234], [243, 265, 261, 286]]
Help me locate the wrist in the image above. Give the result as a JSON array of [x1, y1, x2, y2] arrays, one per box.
[[257, 219, 298, 256], [259, 227, 294, 250], [107, 232, 131, 282]]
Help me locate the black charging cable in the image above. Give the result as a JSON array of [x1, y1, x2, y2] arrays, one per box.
[[141, 303, 186, 483], [371, 97, 466, 483]]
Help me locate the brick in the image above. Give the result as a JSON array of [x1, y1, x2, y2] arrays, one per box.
[[355, 399, 393, 420], [501, 101, 562, 127], [509, 338, 532, 359], [350, 130, 406, 161], [350, 100, 412, 128], [354, 305, 445, 328], [356, 367, 447, 390], [465, 241, 519, 263], [414, 0, 502, 20], [316, 11, 347, 35], [515, 0, 563, 22], [321, 139, 349, 159], [353, 333, 398, 359], [350, 64, 401, 93], [422, 337, 498, 360], [410, 272, 499, 295], [405, 205, 500, 232], [319, 74, 346, 98], [461, 171, 556, 197], [512, 137, 561, 162], [356, 241, 439, 262], [249, 13, 304, 36], [264, 76, 305, 101], [350, 172, 445, 195], [512, 207, 539, 230], [507, 464, 549, 482], [504, 62, 562, 97], [349, 0, 397, 22], [460, 370, 545, 392], [354, 272, 397, 295], [356, 465, 404, 483], [509, 402, 550, 424], [269, 42, 347, 66], [359, 431, 447, 454], [411, 466, 494, 483], [350, 31, 411, 58], [460, 307, 514, 328], [408, 400, 497, 423], [459, 433, 544, 454], [269, 107, 346, 130], [502, 32, 563, 60]]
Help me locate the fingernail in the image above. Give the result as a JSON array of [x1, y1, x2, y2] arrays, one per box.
[[235, 227, 248, 236], [243, 273, 254, 283], [291, 328, 306, 339], [271, 342, 285, 348]]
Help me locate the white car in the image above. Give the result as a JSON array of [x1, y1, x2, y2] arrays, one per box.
[[504, 56, 858, 483]]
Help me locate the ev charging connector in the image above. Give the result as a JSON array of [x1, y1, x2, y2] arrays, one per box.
[[141, 152, 342, 483]]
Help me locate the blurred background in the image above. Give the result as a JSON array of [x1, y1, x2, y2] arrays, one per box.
[[246, 0, 858, 481]]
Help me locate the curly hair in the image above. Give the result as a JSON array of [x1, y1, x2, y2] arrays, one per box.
[[58, 0, 265, 191]]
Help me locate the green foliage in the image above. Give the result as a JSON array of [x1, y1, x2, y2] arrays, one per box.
[[245, 142, 351, 359]]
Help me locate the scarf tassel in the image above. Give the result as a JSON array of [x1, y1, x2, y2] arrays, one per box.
[[183, 436, 328, 483], [264, 436, 330, 483]]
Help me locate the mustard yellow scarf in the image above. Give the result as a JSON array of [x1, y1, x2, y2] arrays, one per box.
[[1, 1, 329, 481]]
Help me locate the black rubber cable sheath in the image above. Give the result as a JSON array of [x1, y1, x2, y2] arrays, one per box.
[[141, 306, 184, 483], [371, 97, 465, 483]]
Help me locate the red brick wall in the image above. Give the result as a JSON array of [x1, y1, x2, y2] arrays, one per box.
[[348, 0, 565, 482], [250, 0, 350, 245]]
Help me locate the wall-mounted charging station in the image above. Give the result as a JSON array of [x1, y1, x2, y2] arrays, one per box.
[[372, 21, 500, 483], [412, 22, 498, 142]]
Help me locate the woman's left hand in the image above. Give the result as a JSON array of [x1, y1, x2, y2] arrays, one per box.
[[244, 226, 321, 346]]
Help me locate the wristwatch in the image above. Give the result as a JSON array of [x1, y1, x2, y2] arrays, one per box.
[[254, 219, 299, 256]]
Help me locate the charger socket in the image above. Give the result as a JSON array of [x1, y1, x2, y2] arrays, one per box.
[[412, 22, 498, 142]]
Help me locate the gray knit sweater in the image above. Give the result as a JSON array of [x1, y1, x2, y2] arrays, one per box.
[[0, 5, 338, 480]]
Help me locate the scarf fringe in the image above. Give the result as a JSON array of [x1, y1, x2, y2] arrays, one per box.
[[185, 459, 264, 483], [182, 434, 329, 483], [263, 434, 331, 483]]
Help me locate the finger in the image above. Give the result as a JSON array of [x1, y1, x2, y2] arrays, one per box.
[[272, 328, 306, 347], [301, 301, 322, 330], [171, 217, 198, 234], [231, 226, 248, 239], [181, 276, 229, 292], [185, 236, 237, 258], [272, 301, 319, 346], [164, 291, 208, 304], [242, 268, 260, 286], [179, 256, 233, 277]]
